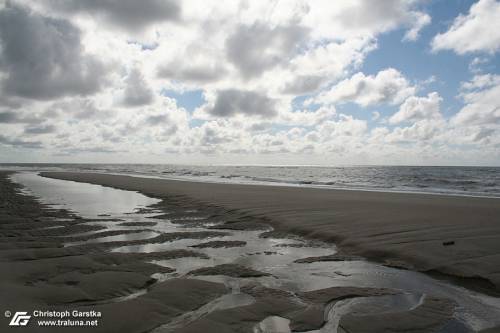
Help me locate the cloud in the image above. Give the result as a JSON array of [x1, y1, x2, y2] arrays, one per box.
[[37, 0, 181, 32], [330, 0, 430, 40], [199, 121, 235, 146], [282, 75, 325, 95], [156, 38, 229, 85], [283, 36, 376, 96], [0, 112, 18, 123], [474, 128, 496, 142], [0, 111, 31, 124], [121, 68, 154, 107], [205, 90, 277, 118], [226, 22, 309, 79], [0, 4, 105, 100], [468, 57, 489, 73], [279, 106, 337, 127], [403, 11, 431, 41], [452, 76, 500, 126], [0, 110, 39, 124], [314, 68, 415, 107], [389, 92, 442, 124], [317, 115, 368, 138], [58, 146, 125, 154], [460, 74, 500, 91], [142, 111, 178, 136], [48, 99, 114, 120], [158, 62, 226, 84], [432, 0, 500, 54], [0, 134, 42, 148], [386, 120, 442, 143], [2, 0, 496, 165], [144, 114, 169, 126], [24, 124, 56, 134]]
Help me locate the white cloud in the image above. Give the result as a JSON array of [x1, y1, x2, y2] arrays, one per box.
[[403, 11, 431, 41], [387, 120, 443, 143], [2, 0, 498, 165], [318, 115, 368, 139], [468, 57, 489, 73], [452, 76, 500, 126], [432, 0, 500, 54], [314, 68, 415, 107], [389, 92, 442, 124], [460, 74, 500, 91], [305, 0, 430, 41], [279, 106, 337, 127]]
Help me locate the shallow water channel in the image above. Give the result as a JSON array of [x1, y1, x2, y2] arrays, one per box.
[[11, 172, 500, 332]]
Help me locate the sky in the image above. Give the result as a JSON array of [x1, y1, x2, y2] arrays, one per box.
[[0, 0, 499, 166]]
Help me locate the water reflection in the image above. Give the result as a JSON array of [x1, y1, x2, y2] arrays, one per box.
[[11, 172, 159, 217]]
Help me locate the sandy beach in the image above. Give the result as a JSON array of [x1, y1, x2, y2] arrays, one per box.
[[2, 170, 500, 332], [41, 172, 500, 295]]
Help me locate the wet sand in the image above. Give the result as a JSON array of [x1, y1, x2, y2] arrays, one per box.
[[0, 171, 230, 332], [3, 170, 500, 332], [42, 171, 500, 295]]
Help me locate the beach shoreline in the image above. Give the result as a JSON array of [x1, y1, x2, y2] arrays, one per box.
[[40, 171, 500, 296]]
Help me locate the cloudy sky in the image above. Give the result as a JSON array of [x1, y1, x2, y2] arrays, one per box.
[[0, 0, 499, 165]]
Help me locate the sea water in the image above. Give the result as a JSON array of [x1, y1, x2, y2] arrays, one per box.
[[2, 163, 500, 198]]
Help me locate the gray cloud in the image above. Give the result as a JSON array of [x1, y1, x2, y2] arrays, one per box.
[[0, 111, 37, 124], [143, 114, 178, 137], [122, 69, 154, 107], [0, 5, 105, 100], [0, 134, 42, 148], [226, 23, 309, 79], [208, 90, 277, 118], [249, 122, 272, 132], [0, 111, 19, 123], [162, 124, 178, 136], [48, 99, 114, 120], [54, 146, 125, 155], [145, 114, 169, 125], [338, 0, 406, 31], [282, 75, 325, 95], [158, 62, 226, 84], [100, 129, 122, 144], [474, 128, 496, 142], [0, 93, 23, 109], [201, 127, 231, 146], [24, 124, 56, 134], [40, 0, 180, 31]]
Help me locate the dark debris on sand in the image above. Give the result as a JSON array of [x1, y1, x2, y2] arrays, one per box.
[[188, 263, 271, 278], [190, 240, 247, 248], [117, 221, 158, 227], [294, 253, 364, 263]]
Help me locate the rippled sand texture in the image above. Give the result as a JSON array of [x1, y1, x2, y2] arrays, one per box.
[[1, 171, 500, 332]]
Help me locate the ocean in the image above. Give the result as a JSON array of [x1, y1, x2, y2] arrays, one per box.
[[1, 163, 499, 198]]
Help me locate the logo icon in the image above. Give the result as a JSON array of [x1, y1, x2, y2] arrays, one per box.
[[9, 312, 31, 326]]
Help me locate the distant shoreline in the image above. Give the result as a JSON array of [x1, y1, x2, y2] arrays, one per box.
[[1, 164, 499, 198], [41, 171, 500, 296], [105, 171, 500, 200]]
